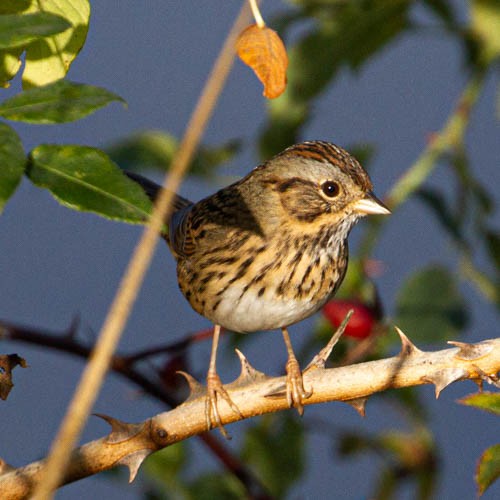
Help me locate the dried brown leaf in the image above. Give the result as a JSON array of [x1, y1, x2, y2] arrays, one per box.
[[236, 24, 288, 99], [0, 353, 27, 400]]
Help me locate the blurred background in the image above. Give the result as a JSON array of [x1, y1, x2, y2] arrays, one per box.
[[1, 1, 499, 498]]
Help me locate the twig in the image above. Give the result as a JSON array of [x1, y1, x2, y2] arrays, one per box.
[[31, 3, 253, 498], [123, 327, 216, 364], [0, 319, 271, 498], [2, 335, 498, 499]]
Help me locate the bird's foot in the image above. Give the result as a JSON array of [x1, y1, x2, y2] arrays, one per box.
[[285, 357, 312, 416], [205, 370, 243, 439]]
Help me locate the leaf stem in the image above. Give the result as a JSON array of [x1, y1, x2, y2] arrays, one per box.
[[248, 0, 265, 28]]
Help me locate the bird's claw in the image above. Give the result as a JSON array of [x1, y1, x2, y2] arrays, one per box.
[[205, 370, 243, 439], [285, 357, 312, 416]]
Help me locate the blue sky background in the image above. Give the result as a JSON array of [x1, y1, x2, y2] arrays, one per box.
[[1, 1, 499, 498]]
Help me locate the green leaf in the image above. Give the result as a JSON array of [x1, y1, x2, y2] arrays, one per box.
[[421, 0, 458, 29], [477, 444, 500, 496], [242, 414, 304, 497], [107, 130, 240, 178], [0, 122, 25, 213], [471, 0, 500, 64], [187, 473, 246, 500], [0, 12, 71, 49], [0, 2, 29, 86], [22, 0, 90, 88], [485, 229, 500, 270], [0, 0, 32, 15], [27, 144, 153, 223], [143, 443, 185, 484], [394, 265, 468, 343], [458, 392, 500, 416], [142, 443, 189, 497], [0, 48, 23, 88], [108, 131, 178, 172], [0, 80, 125, 124], [417, 188, 463, 243]]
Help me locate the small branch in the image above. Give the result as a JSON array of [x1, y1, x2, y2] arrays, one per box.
[[459, 254, 499, 304], [2, 335, 498, 499], [123, 327, 216, 364], [0, 319, 271, 498]]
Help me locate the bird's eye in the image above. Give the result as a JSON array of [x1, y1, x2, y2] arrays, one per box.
[[321, 181, 340, 198]]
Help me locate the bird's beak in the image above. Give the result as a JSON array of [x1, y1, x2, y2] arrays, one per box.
[[352, 192, 391, 215]]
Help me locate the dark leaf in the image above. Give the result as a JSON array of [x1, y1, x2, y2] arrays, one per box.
[[0, 12, 71, 49], [187, 473, 246, 500], [0, 0, 32, 15], [477, 444, 500, 496], [242, 414, 304, 497], [338, 431, 373, 456], [458, 392, 500, 416], [394, 265, 468, 343], [107, 130, 240, 178], [142, 443, 188, 497], [27, 144, 153, 223], [0, 354, 28, 400], [0, 122, 25, 213], [0, 80, 125, 124], [383, 387, 428, 422], [420, 0, 458, 29], [416, 187, 463, 243], [107, 131, 177, 172], [485, 229, 500, 270], [348, 143, 376, 170]]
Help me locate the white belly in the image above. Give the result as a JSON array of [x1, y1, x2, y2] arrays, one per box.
[[209, 284, 325, 333]]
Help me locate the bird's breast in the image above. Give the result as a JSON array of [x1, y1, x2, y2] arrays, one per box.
[[176, 225, 348, 333]]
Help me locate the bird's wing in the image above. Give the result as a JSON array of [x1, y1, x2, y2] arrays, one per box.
[[168, 205, 198, 257], [124, 170, 197, 256]]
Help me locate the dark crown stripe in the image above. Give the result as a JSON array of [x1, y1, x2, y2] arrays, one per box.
[[283, 141, 347, 166]]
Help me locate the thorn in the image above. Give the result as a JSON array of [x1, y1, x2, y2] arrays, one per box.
[[0, 458, 14, 475], [448, 340, 493, 361], [472, 365, 500, 389], [422, 368, 469, 398], [345, 397, 368, 417], [93, 413, 144, 444], [117, 449, 152, 482], [231, 349, 269, 386], [472, 376, 484, 391], [395, 326, 422, 357], [65, 314, 81, 339], [305, 310, 353, 372], [176, 370, 206, 402], [264, 386, 287, 400]]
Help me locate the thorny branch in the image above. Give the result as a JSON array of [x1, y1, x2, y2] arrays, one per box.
[[0, 319, 271, 500], [1, 320, 499, 499]]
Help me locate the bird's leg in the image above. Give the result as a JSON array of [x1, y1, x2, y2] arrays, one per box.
[[281, 327, 312, 415], [206, 324, 242, 438]]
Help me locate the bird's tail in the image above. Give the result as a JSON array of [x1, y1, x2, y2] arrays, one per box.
[[125, 171, 193, 212]]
